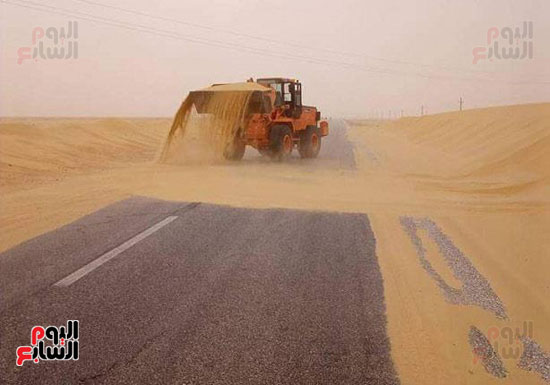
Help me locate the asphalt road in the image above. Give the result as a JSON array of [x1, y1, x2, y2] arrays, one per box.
[[0, 197, 398, 384]]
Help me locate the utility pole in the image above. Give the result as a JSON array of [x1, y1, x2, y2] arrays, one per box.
[[459, 97, 463, 111], [421, 105, 424, 116]]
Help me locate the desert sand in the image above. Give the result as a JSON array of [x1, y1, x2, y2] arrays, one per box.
[[1, 103, 549, 384]]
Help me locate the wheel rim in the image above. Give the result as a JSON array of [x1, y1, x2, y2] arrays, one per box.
[[311, 133, 319, 152], [283, 134, 292, 153]]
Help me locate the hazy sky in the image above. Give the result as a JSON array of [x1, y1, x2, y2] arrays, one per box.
[[1, 0, 549, 117]]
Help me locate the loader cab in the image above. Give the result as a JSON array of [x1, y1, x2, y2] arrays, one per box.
[[258, 78, 302, 117]]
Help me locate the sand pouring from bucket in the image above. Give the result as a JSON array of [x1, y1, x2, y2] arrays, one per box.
[[160, 83, 268, 164]]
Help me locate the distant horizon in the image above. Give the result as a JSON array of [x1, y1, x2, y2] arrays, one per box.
[[1, 100, 548, 120]]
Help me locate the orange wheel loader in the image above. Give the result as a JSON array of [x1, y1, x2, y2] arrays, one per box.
[[189, 77, 329, 161]]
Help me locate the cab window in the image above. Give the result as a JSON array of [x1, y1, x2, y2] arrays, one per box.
[[284, 83, 292, 102], [295, 83, 302, 107], [270, 83, 283, 106]]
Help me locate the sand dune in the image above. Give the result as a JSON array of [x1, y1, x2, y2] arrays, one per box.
[[1, 103, 549, 384], [390, 103, 550, 180], [349, 103, 550, 200], [0, 118, 168, 191]]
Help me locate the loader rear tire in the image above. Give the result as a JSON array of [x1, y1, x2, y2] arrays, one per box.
[[298, 126, 322, 158], [269, 125, 293, 161]]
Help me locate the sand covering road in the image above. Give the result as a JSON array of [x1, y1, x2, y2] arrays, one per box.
[[0, 103, 549, 384]]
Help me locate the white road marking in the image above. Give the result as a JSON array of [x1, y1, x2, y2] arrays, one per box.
[[54, 215, 178, 287]]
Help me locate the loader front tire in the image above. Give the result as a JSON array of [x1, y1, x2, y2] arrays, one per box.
[[223, 137, 246, 161], [298, 126, 322, 158], [269, 125, 293, 161]]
